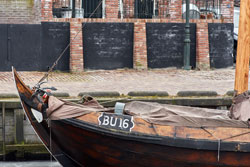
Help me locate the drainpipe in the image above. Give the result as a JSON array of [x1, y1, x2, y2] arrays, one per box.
[[184, 0, 191, 70]]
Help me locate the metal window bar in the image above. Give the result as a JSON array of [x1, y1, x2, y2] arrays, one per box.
[[122, 0, 169, 19], [52, 0, 102, 18], [182, 0, 222, 19]]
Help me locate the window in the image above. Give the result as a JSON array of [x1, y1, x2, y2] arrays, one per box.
[[52, 0, 102, 18]]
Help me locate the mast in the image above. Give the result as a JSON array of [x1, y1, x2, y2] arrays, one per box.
[[234, 0, 250, 95]]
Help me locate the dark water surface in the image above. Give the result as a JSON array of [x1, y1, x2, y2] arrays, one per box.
[[0, 161, 62, 167]]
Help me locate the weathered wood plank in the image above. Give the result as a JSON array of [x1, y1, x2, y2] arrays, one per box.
[[14, 109, 24, 144]]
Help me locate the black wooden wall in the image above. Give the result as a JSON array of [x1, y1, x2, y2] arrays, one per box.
[[0, 23, 70, 71], [146, 23, 196, 68], [41, 22, 70, 71], [0, 22, 235, 71], [0, 24, 41, 71], [83, 23, 134, 70], [208, 23, 234, 68]]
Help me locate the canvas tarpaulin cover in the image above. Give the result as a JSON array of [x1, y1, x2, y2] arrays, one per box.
[[124, 101, 249, 128], [46, 96, 249, 128]]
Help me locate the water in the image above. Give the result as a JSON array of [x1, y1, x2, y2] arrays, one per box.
[[0, 161, 62, 167]]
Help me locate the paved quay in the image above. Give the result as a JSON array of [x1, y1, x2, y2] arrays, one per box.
[[0, 68, 247, 97]]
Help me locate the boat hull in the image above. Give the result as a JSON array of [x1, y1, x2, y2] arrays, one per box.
[[50, 118, 250, 167], [13, 67, 250, 167]]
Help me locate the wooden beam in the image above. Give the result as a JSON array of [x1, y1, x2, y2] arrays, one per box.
[[234, 0, 250, 95]]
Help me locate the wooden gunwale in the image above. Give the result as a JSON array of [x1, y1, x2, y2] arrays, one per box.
[[13, 67, 81, 167], [13, 67, 250, 166], [69, 116, 250, 152], [77, 112, 250, 145]]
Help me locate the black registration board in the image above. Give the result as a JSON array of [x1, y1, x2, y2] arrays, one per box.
[[98, 113, 134, 132]]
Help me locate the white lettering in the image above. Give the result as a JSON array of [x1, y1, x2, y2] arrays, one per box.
[[119, 118, 123, 128], [123, 119, 129, 129], [102, 115, 109, 125], [110, 117, 117, 126]]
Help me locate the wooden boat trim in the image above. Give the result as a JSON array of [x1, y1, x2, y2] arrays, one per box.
[[61, 118, 250, 152], [13, 67, 250, 166], [12, 67, 82, 167]]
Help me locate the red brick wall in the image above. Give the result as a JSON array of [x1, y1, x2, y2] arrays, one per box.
[[106, 0, 119, 18], [0, 0, 41, 24], [221, 0, 234, 23], [41, 0, 53, 21], [123, 0, 134, 18], [168, 0, 182, 20], [70, 20, 84, 72], [196, 22, 210, 70], [158, 0, 170, 18], [134, 22, 147, 69]]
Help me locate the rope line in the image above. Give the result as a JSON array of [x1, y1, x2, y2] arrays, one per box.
[[37, 0, 104, 85], [201, 127, 250, 162]]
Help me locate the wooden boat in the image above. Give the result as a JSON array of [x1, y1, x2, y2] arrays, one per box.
[[13, 1, 250, 167], [13, 68, 250, 167]]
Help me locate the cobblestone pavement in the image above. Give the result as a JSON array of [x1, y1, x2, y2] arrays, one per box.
[[0, 67, 246, 97]]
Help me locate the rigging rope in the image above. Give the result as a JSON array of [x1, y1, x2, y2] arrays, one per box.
[[37, 0, 104, 85], [201, 127, 250, 162]]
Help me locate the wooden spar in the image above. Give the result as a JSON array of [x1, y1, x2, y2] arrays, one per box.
[[234, 0, 250, 95]]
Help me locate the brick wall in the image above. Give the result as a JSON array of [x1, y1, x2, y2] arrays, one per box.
[[134, 22, 148, 69], [0, 0, 41, 24], [40, 0, 233, 72], [221, 0, 234, 23], [123, 0, 134, 18], [106, 0, 119, 18], [70, 19, 84, 72], [158, 0, 170, 18], [196, 22, 210, 70], [168, 0, 182, 20], [41, 0, 53, 21]]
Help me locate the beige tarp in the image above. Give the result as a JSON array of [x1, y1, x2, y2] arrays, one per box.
[[230, 92, 250, 122], [124, 101, 249, 128], [46, 96, 249, 128], [46, 96, 112, 120]]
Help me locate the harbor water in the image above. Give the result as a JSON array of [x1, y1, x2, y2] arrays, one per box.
[[0, 161, 62, 167]]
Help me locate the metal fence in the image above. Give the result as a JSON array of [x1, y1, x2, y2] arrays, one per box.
[[182, 0, 222, 19]]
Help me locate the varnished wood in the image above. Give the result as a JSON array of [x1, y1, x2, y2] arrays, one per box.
[[78, 112, 250, 143], [13, 67, 250, 167], [234, 0, 250, 95]]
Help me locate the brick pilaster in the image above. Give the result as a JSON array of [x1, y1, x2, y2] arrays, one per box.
[[134, 22, 148, 69], [124, 0, 134, 18], [106, 0, 119, 18], [70, 20, 84, 72], [158, 0, 170, 18], [41, 0, 53, 21], [221, 0, 234, 23], [196, 23, 210, 70], [169, 0, 182, 20]]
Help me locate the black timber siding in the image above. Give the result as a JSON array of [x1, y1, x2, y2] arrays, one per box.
[[146, 23, 196, 68], [41, 22, 70, 71], [83, 23, 134, 70], [0, 24, 41, 71], [0, 23, 70, 71], [208, 23, 234, 68]]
